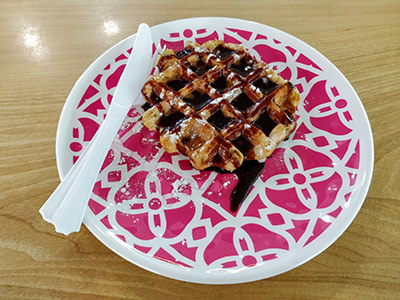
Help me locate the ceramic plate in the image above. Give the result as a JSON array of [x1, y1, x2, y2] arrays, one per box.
[[56, 17, 373, 284]]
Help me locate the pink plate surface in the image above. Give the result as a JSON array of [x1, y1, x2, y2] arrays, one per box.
[[56, 18, 373, 284]]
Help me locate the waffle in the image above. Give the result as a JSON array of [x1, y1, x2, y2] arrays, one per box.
[[141, 40, 300, 171]]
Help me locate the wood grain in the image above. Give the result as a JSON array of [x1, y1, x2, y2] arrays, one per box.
[[1, 0, 399, 299]]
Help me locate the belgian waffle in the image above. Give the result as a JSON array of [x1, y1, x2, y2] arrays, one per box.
[[141, 40, 300, 172]]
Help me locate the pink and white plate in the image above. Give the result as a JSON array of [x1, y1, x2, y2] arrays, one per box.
[[56, 18, 374, 284]]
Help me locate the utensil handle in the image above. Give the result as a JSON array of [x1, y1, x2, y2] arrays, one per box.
[[39, 103, 128, 235]]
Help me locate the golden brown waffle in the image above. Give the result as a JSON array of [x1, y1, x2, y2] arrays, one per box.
[[141, 40, 300, 171]]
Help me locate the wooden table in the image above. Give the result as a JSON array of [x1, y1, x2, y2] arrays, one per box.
[[1, 1, 399, 299]]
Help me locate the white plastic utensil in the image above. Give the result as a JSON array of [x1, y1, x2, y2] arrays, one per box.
[[40, 23, 153, 235]]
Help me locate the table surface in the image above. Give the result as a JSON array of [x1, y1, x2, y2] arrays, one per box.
[[1, 1, 399, 299]]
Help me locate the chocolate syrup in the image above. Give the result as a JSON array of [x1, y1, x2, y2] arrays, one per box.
[[207, 109, 232, 130], [230, 161, 265, 212], [214, 45, 235, 60], [183, 135, 204, 152], [229, 58, 253, 77], [182, 91, 212, 110], [175, 48, 193, 58], [193, 66, 211, 76], [158, 111, 185, 129], [205, 160, 266, 212], [231, 135, 251, 157], [150, 92, 162, 103], [284, 109, 296, 123], [211, 74, 228, 93], [189, 60, 212, 76], [231, 92, 254, 113], [252, 78, 278, 95], [252, 110, 277, 136], [167, 79, 189, 91], [141, 102, 151, 111]]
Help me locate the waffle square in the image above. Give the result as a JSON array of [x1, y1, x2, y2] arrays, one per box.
[[141, 40, 300, 171]]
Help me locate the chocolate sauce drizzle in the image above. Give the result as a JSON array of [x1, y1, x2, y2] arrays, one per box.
[[252, 110, 277, 136], [252, 78, 278, 95], [231, 92, 254, 113], [229, 58, 254, 77], [206, 160, 266, 212], [141, 102, 151, 111], [207, 109, 232, 130], [211, 74, 228, 93], [189, 60, 212, 76], [231, 135, 252, 157], [230, 161, 265, 212], [158, 111, 185, 129], [182, 91, 212, 111], [214, 45, 235, 60], [167, 79, 189, 91], [175, 48, 193, 58]]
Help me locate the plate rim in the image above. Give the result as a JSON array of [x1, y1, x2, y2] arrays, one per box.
[[55, 17, 374, 284]]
